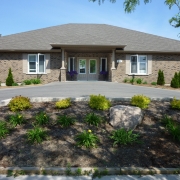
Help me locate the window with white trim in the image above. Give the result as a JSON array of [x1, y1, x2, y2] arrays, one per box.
[[68, 57, 75, 71], [130, 55, 147, 74], [28, 54, 45, 74]]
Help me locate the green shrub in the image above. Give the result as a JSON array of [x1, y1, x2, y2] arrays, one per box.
[[6, 68, 14, 86], [161, 115, 180, 142], [35, 112, 50, 125], [136, 78, 143, 84], [0, 121, 9, 139], [85, 113, 102, 127], [57, 115, 75, 128], [8, 96, 32, 112], [89, 94, 111, 110], [171, 72, 180, 88], [23, 79, 32, 85], [130, 78, 136, 84], [31, 78, 41, 84], [123, 78, 129, 83], [75, 130, 99, 148], [143, 81, 147, 84], [170, 97, 180, 109], [12, 82, 19, 86], [55, 98, 71, 109], [157, 69, 165, 85], [110, 128, 140, 146], [9, 113, 24, 127], [131, 94, 150, 109], [151, 82, 157, 85], [27, 126, 47, 144]]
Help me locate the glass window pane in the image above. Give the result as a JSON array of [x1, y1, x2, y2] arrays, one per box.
[[139, 56, 147, 63], [79, 59, 86, 74], [39, 55, 45, 73], [90, 60, 96, 74], [102, 58, 106, 71], [29, 55, 36, 72], [70, 58, 74, 71], [139, 63, 146, 73], [131, 56, 137, 73]]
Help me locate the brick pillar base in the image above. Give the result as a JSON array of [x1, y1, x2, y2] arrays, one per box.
[[60, 68, 66, 82]]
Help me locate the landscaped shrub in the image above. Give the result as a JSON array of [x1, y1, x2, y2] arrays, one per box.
[[123, 78, 129, 83], [57, 115, 75, 128], [75, 130, 99, 148], [8, 96, 32, 112], [151, 82, 157, 85], [161, 115, 180, 142], [12, 82, 19, 86], [171, 72, 180, 88], [136, 78, 143, 84], [35, 112, 50, 125], [30, 78, 41, 84], [0, 121, 9, 139], [85, 113, 102, 127], [27, 126, 47, 144], [23, 79, 32, 85], [143, 81, 147, 84], [131, 94, 150, 109], [170, 97, 180, 109], [157, 69, 165, 85], [9, 113, 24, 127], [110, 128, 140, 146], [6, 68, 14, 86], [55, 98, 71, 109], [89, 94, 111, 110]]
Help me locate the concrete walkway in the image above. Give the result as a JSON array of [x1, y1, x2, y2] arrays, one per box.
[[0, 81, 180, 101], [0, 174, 180, 180]]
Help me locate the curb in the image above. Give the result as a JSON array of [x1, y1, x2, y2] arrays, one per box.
[[0, 167, 179, 175], [0, 97, 174, 107]]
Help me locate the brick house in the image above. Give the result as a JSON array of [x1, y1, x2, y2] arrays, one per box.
[[0, 23, 180, 84]]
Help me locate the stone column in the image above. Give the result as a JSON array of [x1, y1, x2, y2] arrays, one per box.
[[60, 48, 66, 82]]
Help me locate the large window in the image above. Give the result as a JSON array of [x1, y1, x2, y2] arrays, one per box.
[[28, 54, 45, 74], [130, 55, 147, 74]]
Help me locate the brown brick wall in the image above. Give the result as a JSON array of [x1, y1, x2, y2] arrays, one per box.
[[111, 54, 180, 84], [0, 52, 62, 83]]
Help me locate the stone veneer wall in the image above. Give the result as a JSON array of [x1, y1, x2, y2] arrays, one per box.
[[0, 52, 62, 84], [111, 54, 180, 84]]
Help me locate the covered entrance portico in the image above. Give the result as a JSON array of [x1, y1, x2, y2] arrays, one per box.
[[50, 44, 126, 82]]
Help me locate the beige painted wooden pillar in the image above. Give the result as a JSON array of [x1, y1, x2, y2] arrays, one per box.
[[60, 48, 66, 81], [111, 49, 116, 69]]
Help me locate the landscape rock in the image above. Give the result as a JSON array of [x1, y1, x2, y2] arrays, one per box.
[[109, 105, 143, 130]]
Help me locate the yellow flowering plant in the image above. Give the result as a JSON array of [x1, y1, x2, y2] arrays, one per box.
[[9, 113, 24, 127]]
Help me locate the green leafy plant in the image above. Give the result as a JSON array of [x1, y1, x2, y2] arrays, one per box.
[[27, 126, 47, 144], [6, 68, 14, 86], [9, 113, 24, 127], [157, 69, 165, 85], [57, 115, 75, 128], [123, 78, 129, 83], [23, 79, 32, 85], [130, 78, 136, 84], [8, 95, 32, 112], [89, 94, 111, 110], [65, 163, 72, 176], [55, 98, 71, 109], [170, 97, 180, 109], [110, 128, 140, 146], [161, 115, 180, 142], [131, 94, 150, 109], [136, 78, 143, 84], [93, 168, 109, 179], [0, 121, 9, 139], [12, 82, 19, 86], [76, 130, 99, 148], [171, 72, 180, 88], [85, 113, 102, 127], [31, 78, 41, 84], [35, 111, 50, 125], [151, 82, 157, 85], [143, 81, 147, 84], [75, 168, 82, 176]]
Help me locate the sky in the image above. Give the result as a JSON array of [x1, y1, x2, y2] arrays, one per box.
[[0, 0, 180, 40]]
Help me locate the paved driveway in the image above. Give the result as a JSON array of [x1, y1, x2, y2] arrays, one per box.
[[0, 81, 180, 101]]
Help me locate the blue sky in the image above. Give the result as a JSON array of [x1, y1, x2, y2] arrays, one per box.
[[0, 0, 180, 40]]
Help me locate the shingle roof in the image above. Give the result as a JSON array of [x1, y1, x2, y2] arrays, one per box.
[[0, 23, 180, 52]]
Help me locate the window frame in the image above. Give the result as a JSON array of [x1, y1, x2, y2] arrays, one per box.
[[130, 55, 147, 75], [100, 57, 107, 72], [28, 53, 46, 74]]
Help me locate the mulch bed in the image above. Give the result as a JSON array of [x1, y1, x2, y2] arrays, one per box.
[[0, 101, 180, 168]]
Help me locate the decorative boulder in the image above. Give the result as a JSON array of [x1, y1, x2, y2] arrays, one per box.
[[109, 105, 143, 130]]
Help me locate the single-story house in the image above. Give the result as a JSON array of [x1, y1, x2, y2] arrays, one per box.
[[0, 23, 180, 84]]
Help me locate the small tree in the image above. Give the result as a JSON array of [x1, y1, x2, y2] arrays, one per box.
[[157, 69, 165, 85], [6, 68, 14, 86], [171, 72, 179, 88]]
